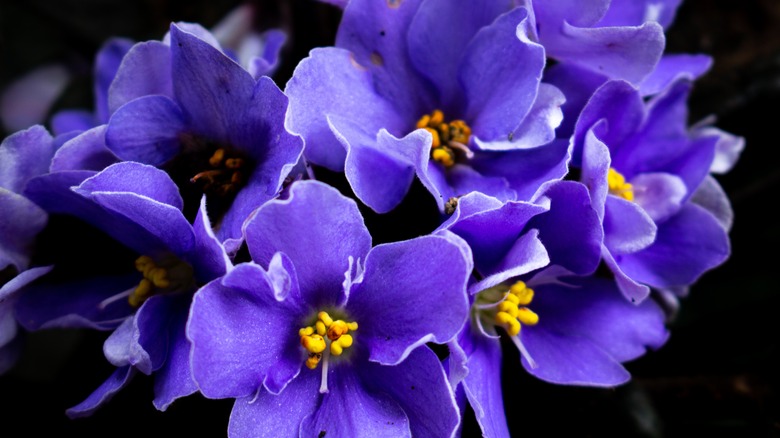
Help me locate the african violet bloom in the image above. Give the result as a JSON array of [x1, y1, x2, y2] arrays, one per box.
[[572, 78, 738, 302], [437, 186, 667, 436], [287, 0, 569, 213], [188, 180, 471, 437], [0, 125, 59, 373], [16, 162, 230, 414], [53, 23, 302, 253]]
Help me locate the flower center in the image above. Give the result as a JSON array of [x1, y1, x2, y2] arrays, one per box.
[[163, 134, 254, 223], [299, 311, 358, 393], [475, 280, 539, 368], [416, 109, 472, 168], [607, 168, 634, 201], [128, 255, 195, 307]]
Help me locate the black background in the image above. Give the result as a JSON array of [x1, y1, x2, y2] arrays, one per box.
[[1, 0, 778, 436]]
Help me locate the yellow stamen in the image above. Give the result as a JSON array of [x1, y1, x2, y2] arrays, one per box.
[[416, 109, 472, 168], [491, 281, 538, 337], [299, 311, 358, 369], [608, 168, 634, 202], [209, 148, 225, 167], [128, 255, 194, 308]]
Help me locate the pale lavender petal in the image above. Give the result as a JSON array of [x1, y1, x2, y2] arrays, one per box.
[[102, 317, 136, 368], [228, 371, 319, 438], [618, 203, 730, 288], [603, 195, 657, 255], [302, 366, 410, 437], [285, 47, 406, 171], [76, 161, 183, 210], [0, 190, 47, 271], [108, 41, 173, 115], [188, 263, 303, 399], [1, 65, 70, 132], [461, 8, 546, 142], [105, 95, 186, 166], [347, 235, 470, 365], [534, 0, 611, 28], [597, 0, 682, 28], [50, 125, 120, 172], [690, 175, 733, 231], [244, 180, 371, 307], [632, 172, 687, 222], [359, 346, 460, 438], [66, 366, 136, 418], [694, 125, 745, 174], [164, 22, 223, 51], [436, 191, 504, 230], [580, 127, 611, 220], [0, 125, 56, 193]]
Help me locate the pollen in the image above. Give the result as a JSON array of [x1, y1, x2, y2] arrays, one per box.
[[416, 109, 472, 168], [476, 280, 539, 337], [607, 168, 634, 202], [128, 255, 195, 308], [190, 148, 248, 197], [299, 311, 358, 369]]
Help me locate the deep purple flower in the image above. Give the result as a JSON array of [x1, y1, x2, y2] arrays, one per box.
[[187, 180, 471, 437], [0, 125, 59, 373], [52, 23, 302, 254], [17, 162, 230, 414], [436, 185, 666, 436], [286, 0, 569, 213], [573, 78, 737, 302]]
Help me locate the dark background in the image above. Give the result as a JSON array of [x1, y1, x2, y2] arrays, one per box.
[[1, 0, 778, 436]]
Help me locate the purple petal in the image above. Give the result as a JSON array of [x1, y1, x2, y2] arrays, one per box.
[[50, 125, 120, 172], [105, 95, 186, 165], [435, 163, 516, 205], [336, 0, 435, 117], [618, 202, 730, 287], [94, 37, 135, 122], [461, 7, 546, 141], [534, 0, 611, 29], [188, 263, 303, 399], [543, 63, 608, 139], [0, 125, 56, 193], [694, 125, 744, 174], [302, 367, 411, 437], [603, 247, 650, 303], [530, 180, 603, 275], [347, 235, 470, 365], [153, 297, 197, 411], [603, 195, 657, 255], [0, 65, 70, 132], [459, 329, 510, 438], [580, 127, 611, 220], [108, 41, 173, 115], [244, 180, 371, 307], [228, 371, 319, 438], [65, 366, 136, 418], [597, 0, 683, 29], [0, 190, 47, 271], [191, 196, 232, 283], [632, 172, 687, 222], [359, 346, 460, 438], [639, 54, 712, 96], [76, 161, 183, 210], [547, 22, 665, 84], [338, 117, 431, 213], [286, 47, 406, 171], [50, 110, 97, 136], [407, 0, 512, 111]]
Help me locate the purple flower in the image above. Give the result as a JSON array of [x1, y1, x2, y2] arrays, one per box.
[[0, 125, 59, 374], [573, 79, 736, 302], [17, 162, 230, 414], [286, 0, 569, 213], [436, 185, 666, 436], [53, 23, 302, 254], [187, 180, 472, 437]]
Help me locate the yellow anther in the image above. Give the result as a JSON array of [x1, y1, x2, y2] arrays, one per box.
[[497, 300, 518, 317], [496, 311, 521, 336], [150, 268, 170, 288], [432, 147, 455, 167], [424, 127, 441, 148], [299, 326, 314, 337], [504, 293, 520, 305], [134, 255, 153, 271], [318, 311, 334, 327], [301, 333, 327, 354], [330, 334, 353, 356], [347, 321, 358, 331], [305, 353, 322, 369], [315, 320, 327, 336], [430, 110, 444, 126], [416, 114, 431, 129], [516, 307, 539, 326], [209, 148, 225, 167], [439, 123, 450, 142], [510, 281, 534, 306], [225, 158, 243, 169], [608, 168, 634, 202], [327, 320, 350, 340]]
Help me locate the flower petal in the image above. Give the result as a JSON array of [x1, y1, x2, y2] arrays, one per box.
[[632, 172, 687, 222], [152, 297, 198, 411], [603, 195, 657, 255], [0, 189, 47, 272], [459, 329, 510, 438], [108, 41, 173, 115], [65, 366, 136, 419], [0, 125, 56, 193], [50, 125, 120, 172]]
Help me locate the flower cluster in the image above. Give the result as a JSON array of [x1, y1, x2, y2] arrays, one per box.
[[0, 1, 743, 436]]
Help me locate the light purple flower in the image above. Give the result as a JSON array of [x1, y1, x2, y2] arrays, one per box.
[[188, 180, 472, 437], [286, 0, 568, 213]]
